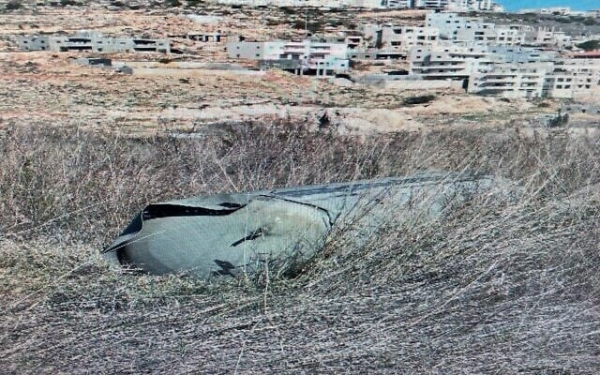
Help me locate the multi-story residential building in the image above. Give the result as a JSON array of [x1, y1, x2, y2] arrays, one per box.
[[228, 40, 348, 60], [186, 32, 222, 43], [212, 0, 498, 10], [215, 0, 386, 7], [227, 40, 349, 76], [419, 0, 449, 8], [468, 62, 551, 98], [426, 12, 492, 40], [16, 31, 170, 53], [409, 44, 564, 98], [539, 7, 571, 15], [17, 35, 50, 51], [446, 0, 495, 12], [524, 28, 572, 48], [384, 0, 413, 8], [544, 72, 595, 98], [362, 24, 439, 51], [455, 27, 524, 46], [387, 0, 499, 9], [227, 41, 286, 60], [427, 12, 528, 45], [543, 59, 600, 98], [488, 46, 556, 64], [409, 45, 495, 78]]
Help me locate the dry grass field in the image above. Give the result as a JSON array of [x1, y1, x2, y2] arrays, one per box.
[[2, 122, 600, 374]]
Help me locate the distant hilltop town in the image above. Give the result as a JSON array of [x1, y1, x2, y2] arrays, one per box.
[[13, 8, 600, 100], [518, 7, 600, 18], [213, 0, 503, 11]]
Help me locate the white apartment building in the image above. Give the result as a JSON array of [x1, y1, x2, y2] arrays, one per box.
[[544, 59, 600, 98], [526, 28, 572, 48], [213, 0, 497, 9], [215, 0, 385, 7], [545, 72, 595, 98], [387, 0, 498, 9], [227, 40, 349, 75], [446, 0, 494, 12], [409, 45, 495, 78], [227, 41, 285, 60], [487, 46, 556, 64], [384, 0, 413, 8], [539, 7, 571, 15], [16, 31, 171, 53], [468, 62, 551, 98], [427, 12, 530, 46], [362, 24, 439, 51], [419, 0, 449, 8], [227, 40, 348, 60], [409, 44, 565, 98], [455, 27, 524, 46], [426, 12, 493, 40]]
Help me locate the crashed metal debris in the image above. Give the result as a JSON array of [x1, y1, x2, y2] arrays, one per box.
[[103, 172, 506, 279]]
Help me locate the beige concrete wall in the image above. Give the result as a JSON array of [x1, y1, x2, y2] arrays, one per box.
[[132, 68, 265, 77], [384, 79, 464, 90]]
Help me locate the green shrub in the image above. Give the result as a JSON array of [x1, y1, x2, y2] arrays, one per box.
[[403, 94, 436, 105], [548, 111, 569, 127], [576, 40, 600, 51], [5, 0, 22, 10]]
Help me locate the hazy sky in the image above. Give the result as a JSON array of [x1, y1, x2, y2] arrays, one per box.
[[498, 0, 599, 12]]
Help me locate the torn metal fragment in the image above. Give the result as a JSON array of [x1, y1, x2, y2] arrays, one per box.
[[103, 172, 504, 279]]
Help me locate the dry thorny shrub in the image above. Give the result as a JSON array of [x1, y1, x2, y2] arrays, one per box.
[[1, 122, 600, 374]]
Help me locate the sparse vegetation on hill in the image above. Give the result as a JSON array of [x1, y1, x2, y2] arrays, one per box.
[[2, 122, 600, 373], [576, 40, 600, 52], [5, 0, 22, 10], [403, 93, 436, 105]]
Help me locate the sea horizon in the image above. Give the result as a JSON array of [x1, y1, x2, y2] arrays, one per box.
[[497, 0, 598, 12]]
